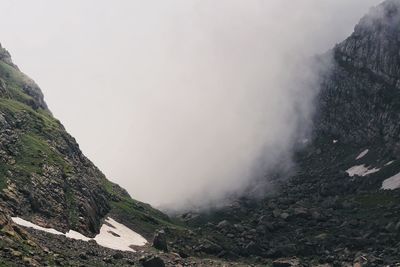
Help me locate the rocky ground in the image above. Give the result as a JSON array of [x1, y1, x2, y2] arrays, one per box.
[[0, 212, 252, 267], [181, 141, 400, 266]]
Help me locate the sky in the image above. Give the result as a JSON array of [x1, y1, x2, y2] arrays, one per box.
[[0, 0, 382, 209]]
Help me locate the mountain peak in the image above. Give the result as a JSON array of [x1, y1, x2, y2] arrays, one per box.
[[356, 0, 400, 34], [0, 45, 48, 110], [335, 0, 400, 86], [0, 43, 15, 68]]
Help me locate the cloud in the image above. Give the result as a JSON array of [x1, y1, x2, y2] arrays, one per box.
[[0, 0, 382, 210]]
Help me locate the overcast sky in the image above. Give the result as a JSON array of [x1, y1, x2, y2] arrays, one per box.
[[0, 0, 382, 209]]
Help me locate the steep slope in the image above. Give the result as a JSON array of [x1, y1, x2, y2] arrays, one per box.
[[316, 0, 400, 148], [0, 43, 173, 238], [182, 1, 400, 266]]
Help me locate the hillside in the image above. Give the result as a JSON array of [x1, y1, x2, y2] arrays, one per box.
[[0, 44, 242, 266]]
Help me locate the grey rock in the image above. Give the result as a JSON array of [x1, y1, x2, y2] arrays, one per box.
[[152, 230, 168, 252], [139, 255, 165, 267]]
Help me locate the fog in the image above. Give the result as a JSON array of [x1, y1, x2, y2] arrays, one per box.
[[0, 0, 382, 209]]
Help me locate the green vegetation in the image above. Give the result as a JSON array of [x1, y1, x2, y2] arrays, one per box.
[[0, 98, 61, 134], [0, 61, 34, 89], [0, 164, 7, 191], [14, 133, 69, 177], [0, 97, 70, 184], [65, 187, 79, 228], [354, 192, 397, 208], [0, 61, 37, 106], [101, 179, 183, 238]]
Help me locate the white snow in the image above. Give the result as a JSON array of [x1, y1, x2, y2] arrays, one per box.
[[346, 164, 380, 177], [94, 217, 147, 252], [363, 167, 381, 176], [65, 230, 92, 241], [356, 149, 369, 160], [11, 216, 147, 252], [11, 217, 64, 236], [333, 140, 338, 144], [382, 173, 400, 190], [385, 161, 395, 166]]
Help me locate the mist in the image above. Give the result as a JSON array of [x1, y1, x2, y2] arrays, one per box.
[[0, 0, 382, 210]]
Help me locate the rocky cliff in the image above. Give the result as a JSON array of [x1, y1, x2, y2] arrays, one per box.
[[316, 0, 400, 148]]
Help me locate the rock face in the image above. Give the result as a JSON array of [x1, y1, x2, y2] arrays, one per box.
[[315, 0, 400, 148], [0, 47, 111, 236]]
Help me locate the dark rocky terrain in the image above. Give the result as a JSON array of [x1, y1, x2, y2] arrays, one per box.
[[180, 1, 400, 266], [2, 0, 400, 266]]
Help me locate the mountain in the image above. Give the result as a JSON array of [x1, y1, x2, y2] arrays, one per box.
[[0, 45, 244, 266], [2, 0, 400, 266], [181, 1, 400, 266], [0, 41, 177, 235]]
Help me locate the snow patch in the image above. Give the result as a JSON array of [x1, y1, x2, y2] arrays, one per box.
[[346, 164, 380, 177], [333, 140, 338, 144], [11, 217, 64, 236], [11, 217, 147, 252], [95, 217, 147, 252], [363, 167, 381, 176], [382, 173, 400, 190], [65, 230, 92, 241], [385, 161, 395, 166], [356, 149, 369, 160]]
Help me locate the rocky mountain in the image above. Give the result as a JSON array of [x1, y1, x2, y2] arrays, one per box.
[[181, 0, 400, 266], [0, 41, 176, 236], [0, 44, 235, 266], [2, 0, 400, 266]]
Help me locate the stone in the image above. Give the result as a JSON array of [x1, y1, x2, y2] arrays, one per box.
[[139, 255, 165, 267], [294, 207, 309, 218], [272, 257, 301, 267], [152, 230, 168, 252], [113, 252, 124, 260], [217, 220, 230, 229], [280, 213, 290, 220]]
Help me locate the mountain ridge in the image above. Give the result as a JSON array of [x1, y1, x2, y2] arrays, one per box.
[[0, 42, 173, 238]]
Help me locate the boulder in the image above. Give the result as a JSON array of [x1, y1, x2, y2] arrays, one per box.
[[272, 257, 301, 267], [139, 255, 165, 267], [152, 230, 168, 252]]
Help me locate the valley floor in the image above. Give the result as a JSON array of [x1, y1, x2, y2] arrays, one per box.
[[0, 220, 252, 267]]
